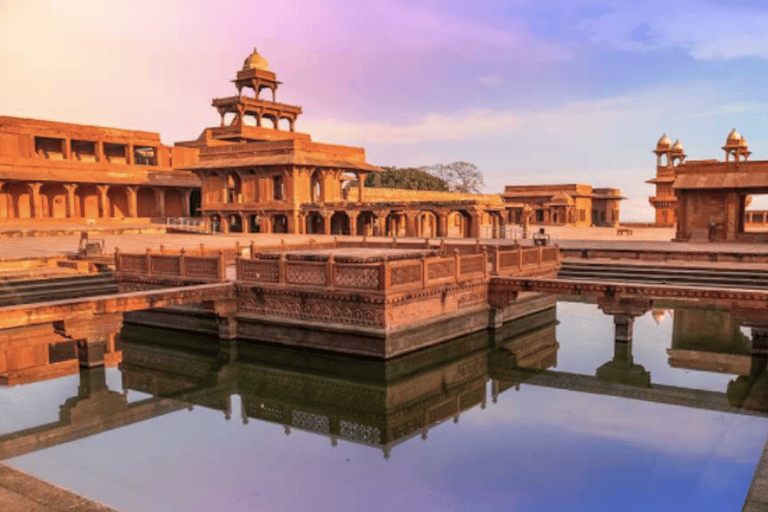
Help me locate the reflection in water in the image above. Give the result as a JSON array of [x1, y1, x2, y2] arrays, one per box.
[[1, 300, 767, 466]]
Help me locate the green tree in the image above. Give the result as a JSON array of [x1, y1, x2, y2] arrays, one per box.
[[364, 166, 449, 191]]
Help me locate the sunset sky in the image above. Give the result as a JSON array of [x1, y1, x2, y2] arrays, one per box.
[[2, 0, 768, 220]]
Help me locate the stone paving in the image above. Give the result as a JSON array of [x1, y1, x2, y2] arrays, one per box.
[[0, 464, 116, 511]]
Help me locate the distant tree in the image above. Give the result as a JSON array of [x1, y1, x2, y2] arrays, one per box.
[[364, 166, 449, 191], [422, 162, 485, 194]]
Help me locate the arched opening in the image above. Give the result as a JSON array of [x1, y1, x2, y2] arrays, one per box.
[[227, 214, 243, 233], [305, 212, 324, 234], [249, 214, 260, 233], [210, 214, 222, 233], [4, 183, 32, 219], [448, 210, 472, 238], [385, 212, 406, 237], [76, 185, 100, 219], [357, 211, 377, 236], [137, 188, 156, 217], [224, 112, 236, 126], [416, 211, 437, 237], [226, 173, 242, 204], [279, 117, 291, 131], [272, 214, 288, 233], [243, 114, 257, 127], [258, 85, 274, 101], [189, 189, 201, 217], [262, 115, 277, 130], [330, 212, 350, 235], [164, 189, 183, 217], [40, 183, 67, 218], [107, 187, 129, 218], [310, 171, 324, 203]]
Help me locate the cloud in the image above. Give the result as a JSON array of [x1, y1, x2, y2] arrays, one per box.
[[478, 75, 504, 88], [580, 0, 768, 60]]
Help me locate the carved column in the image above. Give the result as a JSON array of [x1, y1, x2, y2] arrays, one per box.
[[356, 172, 364, 203], [181, 189, 192, 217], [322, 211, 332, 235], [30, 182, 43, 218], [65, 184, 77, 218], [348, 212, 358, 236], [126, 186, 138, 218], [62, 138, 71, 160], [95, 140, 104, 162], [97, 185, 109, 218], [126, 144, 134, 165], [153, 188, 166, 217]]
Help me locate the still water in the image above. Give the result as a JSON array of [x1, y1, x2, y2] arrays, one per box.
[[0, 300, 766, 512]]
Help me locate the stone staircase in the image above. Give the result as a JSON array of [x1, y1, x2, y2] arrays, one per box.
[[559, 260, 768, 290], [0, 272, 119, 307]]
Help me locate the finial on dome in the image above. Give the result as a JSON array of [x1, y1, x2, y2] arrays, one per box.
[[243, 47, 271, 71]]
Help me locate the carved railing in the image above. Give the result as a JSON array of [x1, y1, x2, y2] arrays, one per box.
[[115, 249, 226, 281]]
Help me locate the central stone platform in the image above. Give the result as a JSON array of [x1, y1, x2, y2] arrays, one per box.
[[118, 239, 561, 358]]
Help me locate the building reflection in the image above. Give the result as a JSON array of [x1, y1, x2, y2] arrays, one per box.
[[3, 300, 768, 463]]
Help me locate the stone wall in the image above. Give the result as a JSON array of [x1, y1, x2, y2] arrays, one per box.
[[348, 187, 503, 205]]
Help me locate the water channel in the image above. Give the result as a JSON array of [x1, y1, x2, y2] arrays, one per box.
[[0, 298, 766, 511]]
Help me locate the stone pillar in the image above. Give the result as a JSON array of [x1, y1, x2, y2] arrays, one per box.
[[97, 185, 109, 218], [322, 211, 332, 235], [214, 299, 238, 340], [356, 172, 364, 203], [182, 189, 192, 217], [62, 138, 71, 160], [242, 213, 251, 234], [348, 212, 358, 236], [95, 140, 104, 162], [65, 184, 77, 218], [30, 182, 43, 218], [153, 188, 166, 217], [376, 212, 387, 237], [126, 186, 138, 218], [405, 213, 417, 237], [126, 144, 134, 165]]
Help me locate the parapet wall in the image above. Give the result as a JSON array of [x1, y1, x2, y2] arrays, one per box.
[[348, 187, 502, 205]]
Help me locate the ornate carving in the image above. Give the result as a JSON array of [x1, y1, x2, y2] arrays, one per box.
[[286, 263, 326, 286], [523, 250, 539, 266], [427, 259, 455, 280], [499, 251, 520, 269], [237, 290, 386, 327], [185, 256, 220, 279], [457, 290, 487, 310], [390, 263, 421, 286], [460, 255, 484, 275], [340, 420, 381, 444], [292, 409, 330, 434], [150, 255, 182, 276], [334, 266, 380, 289], [240, 260, 279, 283], [119, 254, 147, 273]]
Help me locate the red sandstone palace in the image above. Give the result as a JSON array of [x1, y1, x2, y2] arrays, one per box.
[[0, 48, 625, 236], [649, 129, 768, 242]]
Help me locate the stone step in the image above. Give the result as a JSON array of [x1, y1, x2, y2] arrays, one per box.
[[0, 284, 120, 306]]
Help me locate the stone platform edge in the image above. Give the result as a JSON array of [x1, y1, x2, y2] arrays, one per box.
[[0, 463, 118, 511]]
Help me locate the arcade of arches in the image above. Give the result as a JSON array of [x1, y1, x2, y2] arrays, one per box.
[[0, 182, 199, 221]]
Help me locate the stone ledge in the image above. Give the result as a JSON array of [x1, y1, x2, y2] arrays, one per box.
[[0, 463, 117, 511]]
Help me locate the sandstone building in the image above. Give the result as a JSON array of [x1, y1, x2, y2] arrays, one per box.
[[179, 49, 510, 237], [0, 117, 200, 223], [671, 129, 768, 242], [502, 184, 624, 227]]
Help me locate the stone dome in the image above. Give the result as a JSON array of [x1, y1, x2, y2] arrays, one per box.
[[726, 128, 742, 145], [671, 139, 685, 153], [741, 136, 749, 149], [243, 47, 271, 71], [656, 134, 671, 150]]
